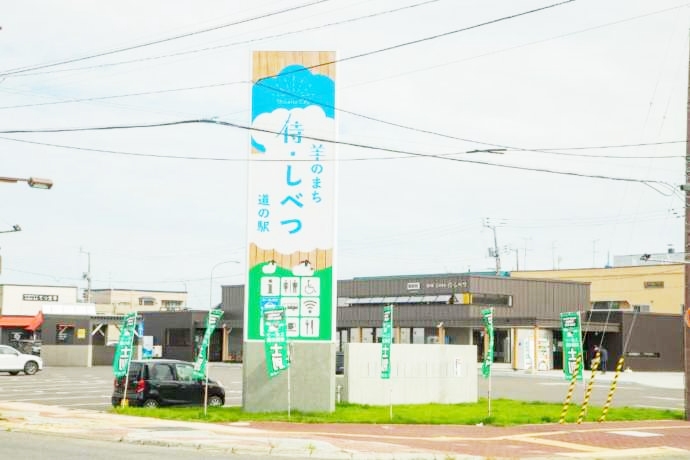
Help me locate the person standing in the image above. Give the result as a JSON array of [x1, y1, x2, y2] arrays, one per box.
[[597, 345, 608, 373]]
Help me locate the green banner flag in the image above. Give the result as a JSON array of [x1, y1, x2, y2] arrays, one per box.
[[381, 304, 393, 379], [560, 312, 584, 381], [192, 309, 224, 380], [481, 308, 494, 379], [112, 312, 137, 378], [263, 301, 289, 378]]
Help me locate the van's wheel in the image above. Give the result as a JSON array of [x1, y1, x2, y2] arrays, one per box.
[[208, 395, 223, 407], [24, 361, 38, 375], [143, 399, 160, 408], [9, 371, 19, 376]]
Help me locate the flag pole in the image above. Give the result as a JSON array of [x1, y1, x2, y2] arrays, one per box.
[[287, 342, 293, 420]]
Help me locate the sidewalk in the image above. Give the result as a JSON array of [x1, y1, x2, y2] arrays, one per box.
[[0, 401, 689, 459]]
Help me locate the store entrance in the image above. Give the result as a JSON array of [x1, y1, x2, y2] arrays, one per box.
[[473, 328, 511, 364]]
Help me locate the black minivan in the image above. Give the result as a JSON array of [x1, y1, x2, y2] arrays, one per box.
[[111, 359, 225, 408]]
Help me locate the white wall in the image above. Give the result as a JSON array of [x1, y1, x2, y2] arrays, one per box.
[[344, 343, 477, 405], [0, 285, 78, 315]]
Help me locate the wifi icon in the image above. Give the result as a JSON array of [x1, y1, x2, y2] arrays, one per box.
[[301, 298, 319, 316]]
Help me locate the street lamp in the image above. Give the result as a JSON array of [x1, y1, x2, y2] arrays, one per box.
[[0, 224, 21, 234], [209, 260, 240, 309], [0, 176, 53, 189]]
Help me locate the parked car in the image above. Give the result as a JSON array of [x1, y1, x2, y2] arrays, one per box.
[[111, 359, 225, 408], [0, 344, 43, 375]]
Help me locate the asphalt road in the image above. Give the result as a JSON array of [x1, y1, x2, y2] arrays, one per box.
[[0, 364, 682, 412], [0, 430, 259, 460], [478, 370, 684, 411], [0, 364, 242, 411]]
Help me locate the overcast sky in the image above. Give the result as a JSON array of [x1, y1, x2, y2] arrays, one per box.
[[1, 0, 689, 309]]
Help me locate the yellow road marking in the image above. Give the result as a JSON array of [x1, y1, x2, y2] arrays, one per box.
[[511, 435, 606, 452]]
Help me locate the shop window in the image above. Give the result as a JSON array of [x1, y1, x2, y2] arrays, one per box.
[[162, 300, 183, 310], [56, 324, 75, 344], [166, 328, 190, 347], [470, 293, 512, 307], [139, 297, 156, 306], [643, 281, 664, 289]]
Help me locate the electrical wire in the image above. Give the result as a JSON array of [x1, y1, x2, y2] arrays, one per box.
[[258, 0, 576, 80], [4, 135, 684, 164], [0, 119, 675, 193], [0, 118, 679, 189], [0, 0, 334, 77], [6, 0, 442, 79]]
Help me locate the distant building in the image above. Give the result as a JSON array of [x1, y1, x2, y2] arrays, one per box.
[[0, 284, 79, 316], [512, 264, 683, 315], [0, 284, 78, 350], [90, 288, 188, 314], [221, 270, 682, 372]]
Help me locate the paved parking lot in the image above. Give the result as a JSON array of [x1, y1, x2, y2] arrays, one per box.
[[0, 363, 682, 412], [0, 364, 242, 411]]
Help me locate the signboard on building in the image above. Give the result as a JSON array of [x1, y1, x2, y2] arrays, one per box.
[[23, 294, 58, 302], [245, 51, 337, 343]]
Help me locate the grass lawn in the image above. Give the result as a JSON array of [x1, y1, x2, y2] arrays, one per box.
[[113, 398, 683, 426]]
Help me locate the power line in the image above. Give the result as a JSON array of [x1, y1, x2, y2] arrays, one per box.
[[0, 118, 678, 189], [0, 1, 582, 161], [348, 2, 690, 90], [265, 0, 576, 80], [6, 0, 442, 79], [0, 134, 684, 163], [0, 0, 333, 77], [2, 0, 574, 119]]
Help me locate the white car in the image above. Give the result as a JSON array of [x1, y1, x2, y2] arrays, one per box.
[[0, 344, 43, 375]]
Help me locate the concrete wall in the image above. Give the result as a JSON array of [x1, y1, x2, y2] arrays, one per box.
[[243, 341, 335, 413], [343, 343, 477, 405], [41, 345, 91, 367]]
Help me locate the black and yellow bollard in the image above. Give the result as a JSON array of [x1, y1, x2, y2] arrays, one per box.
[[576, 352, 600, 424], [559, 353, 582, 424], [598, 356, 625, 422]]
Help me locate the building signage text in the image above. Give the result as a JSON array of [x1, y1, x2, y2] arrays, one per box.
[[23, 294, 58, 302]]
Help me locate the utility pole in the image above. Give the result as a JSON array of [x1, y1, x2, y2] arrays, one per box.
[[80, 247, 91, 303], [681, 41, 690, 420], [484, 219, 501, 275]]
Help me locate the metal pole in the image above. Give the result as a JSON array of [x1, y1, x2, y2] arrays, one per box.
[[287, 342, 293, 420], [492, 226, 500, 274], [684, 36, 690, 421]]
